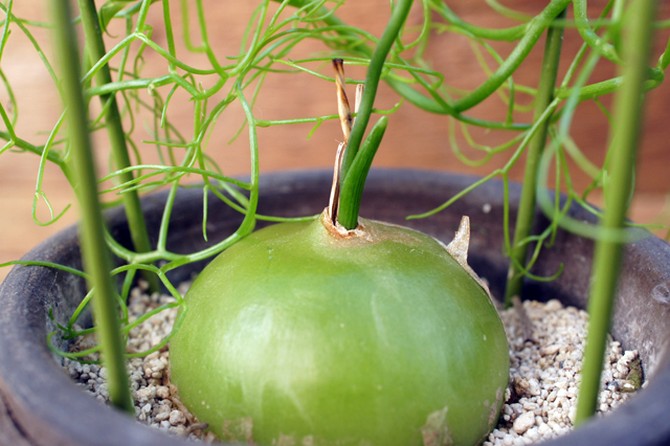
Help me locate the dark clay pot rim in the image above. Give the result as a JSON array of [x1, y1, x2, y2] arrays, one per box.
[[1, 169, 669, 446]]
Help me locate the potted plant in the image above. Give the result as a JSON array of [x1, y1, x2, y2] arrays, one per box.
[[1, 1, 669, 445]]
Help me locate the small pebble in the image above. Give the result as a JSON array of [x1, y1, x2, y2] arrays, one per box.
[[169, 410, 186, 425], [512, 411, 536, 434], [537, 422, 552, 436]]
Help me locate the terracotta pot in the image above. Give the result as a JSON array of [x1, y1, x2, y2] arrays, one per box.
[[1, 169, 669, 446]]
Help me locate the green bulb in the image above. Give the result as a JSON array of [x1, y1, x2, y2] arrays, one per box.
[[170, 211, 509, 445]]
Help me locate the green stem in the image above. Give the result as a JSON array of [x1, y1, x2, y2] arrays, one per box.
[[575, 0, 657, 424], [337, 116, 388, 229], [334, 0, 412, 230], [52, 0, 134, 414], [429, 0, 525, 41], [573, 0, 621, 63], [77, 0, 159, 292], [340, 0, 413, 179], [504, 8, 566, 307], [279, 0, 566, 124], [0, 129, 66, 166], [452, 0, 570, 112]]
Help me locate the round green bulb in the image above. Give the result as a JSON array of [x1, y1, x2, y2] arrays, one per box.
[[170, 212, 509, 446]]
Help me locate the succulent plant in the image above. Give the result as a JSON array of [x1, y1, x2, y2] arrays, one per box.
[[170, 210, 510, 445]]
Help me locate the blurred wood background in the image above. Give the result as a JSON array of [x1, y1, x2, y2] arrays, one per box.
[[1, 0, 669, 283]]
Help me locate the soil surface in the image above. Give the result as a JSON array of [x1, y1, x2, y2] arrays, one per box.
[[56, 282, 641, 445]]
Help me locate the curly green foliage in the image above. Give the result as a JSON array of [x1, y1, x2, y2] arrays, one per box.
[[1, 0, 669, 359]]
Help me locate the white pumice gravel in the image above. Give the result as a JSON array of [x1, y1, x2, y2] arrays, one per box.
[[60, 283, 642, 445], [485, 299, 642, 446]]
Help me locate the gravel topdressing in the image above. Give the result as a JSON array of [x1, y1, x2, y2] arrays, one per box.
[[61, 282, 642, 445]]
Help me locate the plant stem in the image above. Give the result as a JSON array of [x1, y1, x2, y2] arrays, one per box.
[[337, 116, 388, 229], [336, 0, 413, 230], [503, 8, 566, 307], [52, 0, 134, 414], [279, 0, 568, 120], [452, 0, 570, 113], [340, 0, 413, 178], [575, 0, 657, 424], [77, 0, 159, 292]]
